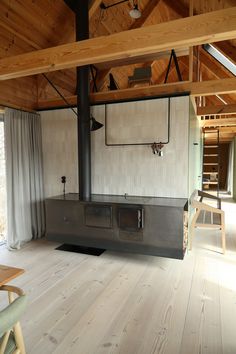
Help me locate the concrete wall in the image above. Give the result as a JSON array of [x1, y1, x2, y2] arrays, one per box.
[[41, 95, 190, 199]]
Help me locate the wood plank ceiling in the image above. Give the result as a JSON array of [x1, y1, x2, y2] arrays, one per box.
[[0, 0, 235, 140]]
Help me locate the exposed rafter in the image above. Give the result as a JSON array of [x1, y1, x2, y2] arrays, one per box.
[[0, 8, 236, 81]]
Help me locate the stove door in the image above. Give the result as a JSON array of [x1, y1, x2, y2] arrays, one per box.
[[118, 207, 144, 232]]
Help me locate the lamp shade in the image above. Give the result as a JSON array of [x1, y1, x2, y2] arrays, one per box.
[[129, 4, 141, 19], [90, 116, 104, 131]]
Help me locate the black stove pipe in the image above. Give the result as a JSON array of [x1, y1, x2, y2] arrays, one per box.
[[75, 0, 91, 201]]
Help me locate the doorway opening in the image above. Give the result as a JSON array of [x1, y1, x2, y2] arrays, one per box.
[[0, 116, 6, 243]]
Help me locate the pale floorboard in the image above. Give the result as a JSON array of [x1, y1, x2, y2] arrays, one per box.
[[0, 199, 236, 354]]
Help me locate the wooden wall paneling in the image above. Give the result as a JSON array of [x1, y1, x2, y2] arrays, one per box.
[[181, 0, 236, 14], [0, 1, 56, 50], [0, 21, 41, 52], [0, 77, 37, 111], [164, 0, 189, 18], [0, 26, 37, 58]]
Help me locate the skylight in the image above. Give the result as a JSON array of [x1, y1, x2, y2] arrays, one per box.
[[203, 43, 236, 76]]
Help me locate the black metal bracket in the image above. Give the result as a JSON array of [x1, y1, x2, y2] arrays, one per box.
[[164, 49, 183, 83], [42, 73, 78, 117], [90, 65, 98, 92], [100, 0, 128, 10], [108, 73, 119, 90]]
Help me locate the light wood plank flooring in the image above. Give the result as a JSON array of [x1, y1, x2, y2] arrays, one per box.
[[0, 199, 236, 354]]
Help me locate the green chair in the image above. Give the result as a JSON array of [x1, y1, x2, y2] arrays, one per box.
[[0, 285, 27, 354]]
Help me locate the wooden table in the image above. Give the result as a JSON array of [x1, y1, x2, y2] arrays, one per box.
[[0, 264, 25, 287]]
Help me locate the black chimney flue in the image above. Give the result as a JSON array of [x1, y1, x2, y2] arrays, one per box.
[[76, 0, 91, 201]]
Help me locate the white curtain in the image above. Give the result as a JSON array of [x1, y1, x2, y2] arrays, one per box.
[[4, 108, 45, 249]]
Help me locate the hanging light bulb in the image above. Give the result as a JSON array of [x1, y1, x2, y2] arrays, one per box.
[[129, 1, 141, 19]]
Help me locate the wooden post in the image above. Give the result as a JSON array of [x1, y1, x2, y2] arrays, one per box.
[[189, 0, 194, 81]]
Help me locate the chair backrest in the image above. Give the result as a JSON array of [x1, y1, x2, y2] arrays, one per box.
[[0, 295, 27, 338], [0, 289, 27, 354]]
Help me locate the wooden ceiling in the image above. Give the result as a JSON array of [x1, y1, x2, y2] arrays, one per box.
[[0, 0, 236, 140]]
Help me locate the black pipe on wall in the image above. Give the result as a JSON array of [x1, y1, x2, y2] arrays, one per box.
[[76, 0, 91, 201]]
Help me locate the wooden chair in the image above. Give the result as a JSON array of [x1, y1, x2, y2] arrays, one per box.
[[189, 190, 226, 254], [0, 285, 27, 354], [128, 67, 152, 87]]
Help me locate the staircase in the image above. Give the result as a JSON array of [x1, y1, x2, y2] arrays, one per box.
[[202, 129, 219, 196]]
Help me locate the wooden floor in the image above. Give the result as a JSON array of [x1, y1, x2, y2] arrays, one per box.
[[0, 199, 236, 354]]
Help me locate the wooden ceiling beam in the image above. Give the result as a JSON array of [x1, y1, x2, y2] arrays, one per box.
[[0, 7, 236, 81], [37, 77, 236, 110], [87, 0, 102, 18], [95, 48, 189, 70], [198, 104, 236, 116]]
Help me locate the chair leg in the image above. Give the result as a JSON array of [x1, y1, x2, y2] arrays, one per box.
[[189, 223, 194, 251], [13, 322, 26, 354], [189, 209, 200, 250], [0, 330, 11, 354]]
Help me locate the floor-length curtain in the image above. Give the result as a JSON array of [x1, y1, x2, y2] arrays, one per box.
[[4, 108, 45, 249]]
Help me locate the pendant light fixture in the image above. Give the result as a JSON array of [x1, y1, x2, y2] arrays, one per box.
[[129, 1, 141, 19], [100, 0, 142, 19]]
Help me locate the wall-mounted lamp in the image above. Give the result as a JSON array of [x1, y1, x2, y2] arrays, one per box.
[[100, 0, 141, 19], [90, 115, 104, 131], [151, 142, 164, 157]]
